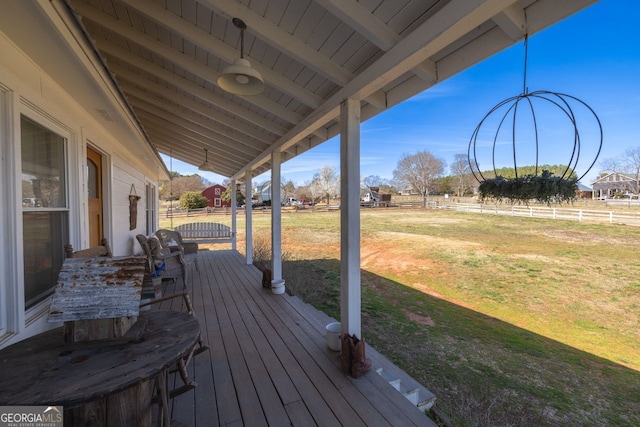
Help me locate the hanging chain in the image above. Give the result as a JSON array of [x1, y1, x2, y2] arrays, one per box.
[[522, 11, 529, 95], [240, 26, 245, 59], [522, 33, 529, 95]]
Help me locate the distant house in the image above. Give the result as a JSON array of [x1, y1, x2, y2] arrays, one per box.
[[202, 185, 231, 208], [576, 182, 593, 200], [399, 186, 419, 196], [254, 181, 272, 203], [592, 173, 638, 199]]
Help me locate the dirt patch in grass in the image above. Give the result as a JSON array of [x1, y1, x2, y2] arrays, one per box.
[[163, 209, 640, 425], [539, 229, 640, 246], [402, 308, 437, 326]]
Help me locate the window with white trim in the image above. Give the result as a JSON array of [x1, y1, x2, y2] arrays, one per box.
[[21, 115, 69, 309]]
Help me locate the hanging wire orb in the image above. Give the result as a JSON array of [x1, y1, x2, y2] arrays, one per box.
[[467, 35, 603, 204]]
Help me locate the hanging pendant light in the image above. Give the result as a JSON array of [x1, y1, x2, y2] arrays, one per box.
[[218, 18, 265, 96], [198, 148, 214, 172]]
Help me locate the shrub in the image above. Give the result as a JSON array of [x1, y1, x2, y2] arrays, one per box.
[[252, 233, 271, 272], [478, 170, 577, 205], [179, 191, 209, 209]]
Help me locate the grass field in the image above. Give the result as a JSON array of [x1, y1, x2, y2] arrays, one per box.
[[160, 208, 640, 426]]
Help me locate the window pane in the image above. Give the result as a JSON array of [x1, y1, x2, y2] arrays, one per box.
[[23, 211, 68, 308], [21, 116, 66, 208], [21, 115, 69, 309], [88, 159, 98, 199]]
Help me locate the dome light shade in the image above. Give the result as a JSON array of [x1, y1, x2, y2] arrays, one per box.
[[218, 58, 264, 95], [217, 18, 264, 96], [198, 148, 214, 172]]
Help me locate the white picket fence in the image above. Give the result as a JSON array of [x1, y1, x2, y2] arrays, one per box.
[[426, 202, 640, 225]]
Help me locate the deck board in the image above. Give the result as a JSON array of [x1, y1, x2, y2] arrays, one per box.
[[157, 249, 436, 426]]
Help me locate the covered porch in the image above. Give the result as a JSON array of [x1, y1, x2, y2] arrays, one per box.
[[156, 248, 436, 426]]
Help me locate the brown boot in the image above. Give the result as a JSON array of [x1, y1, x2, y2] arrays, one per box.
[[351, 335, 372, 379], [340, 332, 353, 375]]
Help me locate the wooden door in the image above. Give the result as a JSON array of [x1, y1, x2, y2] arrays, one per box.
[[87, 147, 103, 247]]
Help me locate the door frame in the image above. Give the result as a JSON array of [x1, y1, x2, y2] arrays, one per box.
[[86, 145, 111, 247]]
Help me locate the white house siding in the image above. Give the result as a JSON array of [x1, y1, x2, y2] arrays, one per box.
[[0, 11, 165, 347]]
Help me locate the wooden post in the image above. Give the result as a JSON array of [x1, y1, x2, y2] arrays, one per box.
[[271, 151, 284, 293], [231, 180, 237, 250], [340, 98, 361, 338], [245, 171, 253, 265]]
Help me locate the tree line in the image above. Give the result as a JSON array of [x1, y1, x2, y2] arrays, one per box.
[[160, 146, 640, 206]]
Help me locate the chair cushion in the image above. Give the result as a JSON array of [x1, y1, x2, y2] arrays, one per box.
[[147, 236, 162, 256]]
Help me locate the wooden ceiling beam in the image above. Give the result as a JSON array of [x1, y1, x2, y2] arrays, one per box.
[[143, 120, 249, 168], [113, 72, 278, 144], [103, 56, 290, 136], [492, 3, 526, 41], [121, 83, 271, 151], [92, 38, 304, 126], [112, 0, 322, 109], [202, 0, 387, 109], [315, 0, 438, 83], [131, 99, 264, 158]]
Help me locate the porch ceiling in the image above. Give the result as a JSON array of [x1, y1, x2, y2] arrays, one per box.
[[64, 0, 596, 179]]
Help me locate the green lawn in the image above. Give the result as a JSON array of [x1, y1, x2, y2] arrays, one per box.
[[161, 208, 640, 426]]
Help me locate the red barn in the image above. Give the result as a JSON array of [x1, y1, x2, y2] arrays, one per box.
[[202, 185, 231, 208]]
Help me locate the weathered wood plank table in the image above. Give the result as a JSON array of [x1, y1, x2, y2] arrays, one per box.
[[0, 310, 200, 426], [48, 256, 147, 343]]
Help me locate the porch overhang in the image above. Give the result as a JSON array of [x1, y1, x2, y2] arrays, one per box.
[[36, 0, 597, 180]]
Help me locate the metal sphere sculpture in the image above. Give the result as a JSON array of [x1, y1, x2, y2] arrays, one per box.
[[468, 34, 603, 204]]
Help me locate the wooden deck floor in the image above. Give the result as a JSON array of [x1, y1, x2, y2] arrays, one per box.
[[157, 249, 436, 426]]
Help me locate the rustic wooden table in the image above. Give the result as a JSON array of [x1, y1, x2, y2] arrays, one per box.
[[0, 311, 200, 426], [48, 256, 148, 343]]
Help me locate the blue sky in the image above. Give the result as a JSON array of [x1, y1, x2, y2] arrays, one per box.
[[163, 0, 639, 187]]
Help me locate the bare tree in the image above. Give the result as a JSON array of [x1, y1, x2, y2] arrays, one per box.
[[281, 178, 296, 203], [450, 153, 474, 197], [159, 174, 206, 200], [599, 147, 640, 195], [393, 151, 445, 206], [362, 175, 388, 188], [314, 164, 339, 203], [302, 178, 323, 204]]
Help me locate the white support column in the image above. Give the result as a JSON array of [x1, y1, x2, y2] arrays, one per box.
[[245, 171, 253, 265], [270, 151, 285, 294], [231, 180, 237, 251], [340, 98, 361, 337]]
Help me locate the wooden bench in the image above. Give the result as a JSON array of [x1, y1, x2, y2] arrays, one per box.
[[175, 222, 235, 244]]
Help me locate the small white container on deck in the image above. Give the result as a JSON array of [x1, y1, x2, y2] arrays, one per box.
[[325, 322, 341, 351]]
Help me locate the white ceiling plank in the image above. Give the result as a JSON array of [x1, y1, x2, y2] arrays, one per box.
[[98, 43, 291, 135], [147, 133, 242, 176], [136, 109, 259, 162], [200, 0, 388, 109], [341, 0, 521, 102], [144, 125, 243, 163], [313, 0, 400, 50], [126, 90, 271, 151], [130, 96, 265, 156], [115, 73, 280, 143], [201, 0, 353, 85], [143, 123, 248, 167], [117, 0, 322, 109], [76, 2, 310, 123], [314, 0, 438, 84]]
